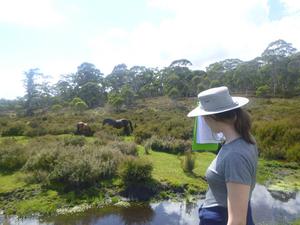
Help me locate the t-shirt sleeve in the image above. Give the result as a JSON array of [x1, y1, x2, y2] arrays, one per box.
[[223, 153, 253, 185]]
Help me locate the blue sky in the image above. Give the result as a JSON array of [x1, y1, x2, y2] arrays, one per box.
[[0, 0, 300, 99]]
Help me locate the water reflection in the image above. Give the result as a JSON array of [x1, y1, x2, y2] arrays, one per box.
[[1, 184, 300, 225], [251, 184, 300, 224], [40, 204, 154, 225]]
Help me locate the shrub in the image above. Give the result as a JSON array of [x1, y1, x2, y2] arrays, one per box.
[[23, 148, 59, 176], [1, 123, 25, 136], [134, 129, 152, 144], [110, 141, 138, 156], [144, 140, 151, 154], [94, 130, 121, 145], [146, 135, 190, 154], [75, 101, 88, 112], [64, 135, 86, 147], [161, 118, 192, 140], [51, 104, 63, 112], [47, 123, 74, 135], [256, 85, 270, 97], [23, 145, 124, 190], [24, 125, 48, 137], [0, 140, 28, 171], [48, 146, 123, 189], [118, 157, 153, 188], [286, 144, 300, 163], [182, 150, 195, 173], [254, 120, 290, 160]]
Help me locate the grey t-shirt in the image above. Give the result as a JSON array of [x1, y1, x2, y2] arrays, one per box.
[[203, 137, 258, 208]]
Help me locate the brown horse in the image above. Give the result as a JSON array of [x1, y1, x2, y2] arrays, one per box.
[[74, 122, 94, 136], [102, 118, 133, 135]]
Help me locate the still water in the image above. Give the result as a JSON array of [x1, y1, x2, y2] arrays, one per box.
[[1, 184, 300, 225]]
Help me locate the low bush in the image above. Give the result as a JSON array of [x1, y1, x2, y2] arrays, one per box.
[[110, 141, 138, 156], [286, 144, 300, 163], [64, 135, 86, 147], [23, 144, 60, 172], [23, 145, 124, 190], [253, 119, 300, 162], [182, 150, 195, 173], [24, 126, 47, 137], [47, 125, 74, 135], [134, 128, 152, 144], [0, 139, 28, 171], [145, 135, 190, 154], [93, 130, 121, 145], [118, 157, 153, 188], [1, 123, 25, 136]]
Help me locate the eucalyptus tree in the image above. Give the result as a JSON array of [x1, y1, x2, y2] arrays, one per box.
[[232, 60, 262, 95], [105, 64, 130, 93], [24, 68, 43, 116], [261, 39, 297, 96], [162, 59, 194, 98], [73, 62, 106, 108], [128, 66, 159, 97], [283, 53, 300, 96], [54, 74, 76, 103]]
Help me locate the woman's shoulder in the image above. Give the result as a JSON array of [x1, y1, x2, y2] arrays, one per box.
[[221, 137, 258, 157]]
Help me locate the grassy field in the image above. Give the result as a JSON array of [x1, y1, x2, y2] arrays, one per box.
[[0, 140, 214, 216], [0, 96, 299, 217]]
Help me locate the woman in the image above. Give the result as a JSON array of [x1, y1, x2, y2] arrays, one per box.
[[187, 86, 258, 225]]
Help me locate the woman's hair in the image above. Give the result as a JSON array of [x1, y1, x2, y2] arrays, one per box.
[[209, 108, 255, 145]]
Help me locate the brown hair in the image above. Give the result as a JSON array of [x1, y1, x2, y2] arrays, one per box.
[[209, 108, 255, 145]]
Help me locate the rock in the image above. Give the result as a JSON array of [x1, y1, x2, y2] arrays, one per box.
[[268, 189, 296, 202]]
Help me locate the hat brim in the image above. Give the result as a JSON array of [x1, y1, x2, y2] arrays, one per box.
[[187, 97, 249, 117]]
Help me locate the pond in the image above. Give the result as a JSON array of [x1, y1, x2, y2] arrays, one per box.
[[1, 184, 300, 225]]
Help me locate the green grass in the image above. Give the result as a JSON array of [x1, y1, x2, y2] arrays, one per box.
[[138, 145, 214, 191], [257, 159, 300, 192], [0, 136, 29, 144], [14, 190, 63, 216], [0, 172, 27, 193], [0, 96, 300, 217], [292, 219, 300, 225]]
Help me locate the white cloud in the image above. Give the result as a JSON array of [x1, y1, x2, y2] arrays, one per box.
[[88, 0, 300, 73], [2, 0, 300, 99], [0, 0, 64, 27], [0, 68, 25, 99], [280, 0, 300, 14]]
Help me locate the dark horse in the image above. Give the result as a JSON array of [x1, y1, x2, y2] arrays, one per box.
[[102, 118, 133, 135]]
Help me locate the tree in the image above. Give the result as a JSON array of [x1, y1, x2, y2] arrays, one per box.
[[73, 63, 106, 108], [262, 39, 297, 60], [105, 64, 129, 93], [167, 87, 180, 99], [74, 63, 103, 86], [54, 74, 76, 103], [120, 84, 135, 106], [78, 82, 105, 108], [261, 40, 298, 96], [70, 97, 88, 112], [23, 68, 42, 116], [108, 92, 124, 112], [169, 59, 192, 67], [256, 85, 270, 97]]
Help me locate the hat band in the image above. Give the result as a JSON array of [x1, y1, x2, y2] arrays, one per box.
[[202, 101, 238, 112]]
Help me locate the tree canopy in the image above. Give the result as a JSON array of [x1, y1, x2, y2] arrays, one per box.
[[4, 39, 299, 114]]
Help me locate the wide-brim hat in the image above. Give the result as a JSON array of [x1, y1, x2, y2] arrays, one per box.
[[187, 86, 249, 117]]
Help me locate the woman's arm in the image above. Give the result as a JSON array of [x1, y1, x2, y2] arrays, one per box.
[[226, 182, 251, 225]]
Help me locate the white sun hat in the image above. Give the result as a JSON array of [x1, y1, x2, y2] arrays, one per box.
[[187, 86, 249, 117]]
